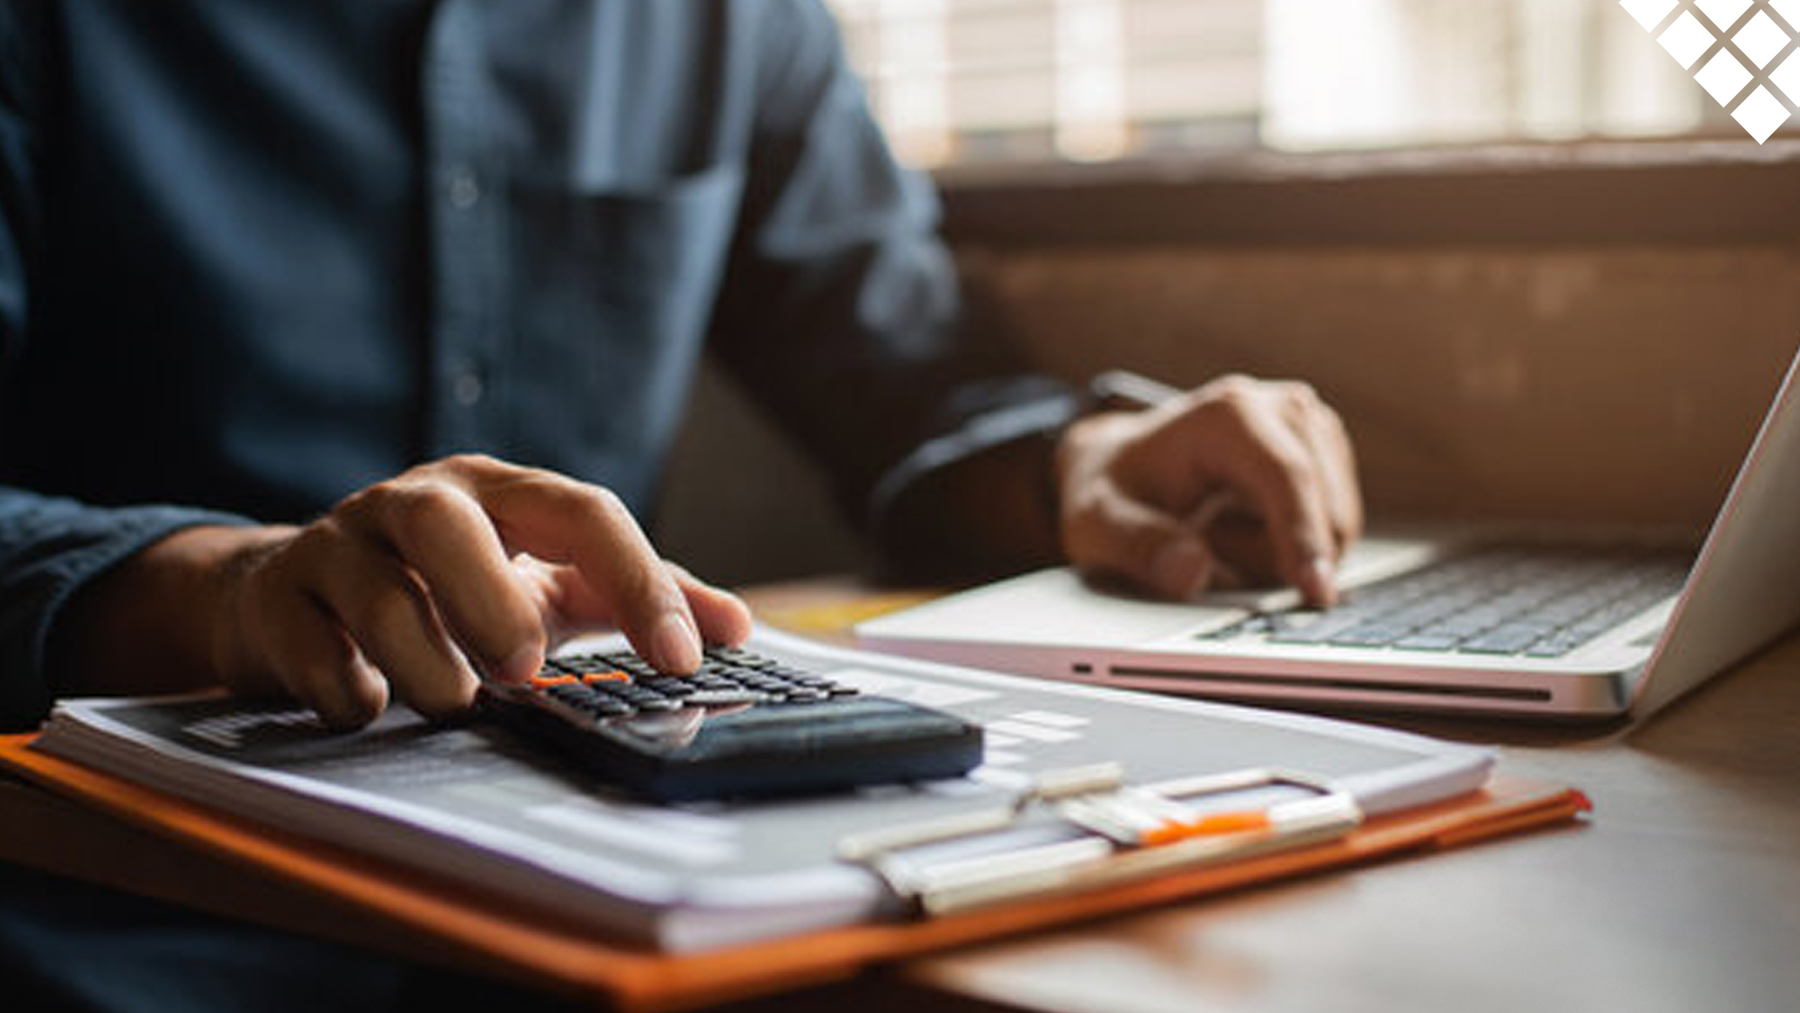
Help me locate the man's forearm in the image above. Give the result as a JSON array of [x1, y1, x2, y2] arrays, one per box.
[[0, 488, 259, 727], [48, 525, 292, 698]]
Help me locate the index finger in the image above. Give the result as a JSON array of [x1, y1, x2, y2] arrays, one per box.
[[465, 465, 703, 674]]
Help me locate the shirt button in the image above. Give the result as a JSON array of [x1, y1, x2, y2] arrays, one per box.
[[448, 168, 481, 209], [452, 369, 484, 407]]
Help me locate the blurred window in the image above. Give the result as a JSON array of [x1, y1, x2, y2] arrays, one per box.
[[824, 0, 1767, 168]]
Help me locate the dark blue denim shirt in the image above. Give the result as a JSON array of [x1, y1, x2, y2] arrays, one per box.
[[0, 0, 1073, 728]]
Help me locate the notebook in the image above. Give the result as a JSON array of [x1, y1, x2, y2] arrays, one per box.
[[858, 347, 1800, 720]]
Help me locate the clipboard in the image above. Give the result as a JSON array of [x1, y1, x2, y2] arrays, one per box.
[[0, 732, 1589, 1012]]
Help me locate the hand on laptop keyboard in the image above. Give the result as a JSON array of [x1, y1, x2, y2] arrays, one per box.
[[1056, 374, 1362, 607]]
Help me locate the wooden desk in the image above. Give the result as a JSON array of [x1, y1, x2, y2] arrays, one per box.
[[753, 578, 1800, 1013], [907, 629, 1800, 1013], [6, 578, 1798, 1012]]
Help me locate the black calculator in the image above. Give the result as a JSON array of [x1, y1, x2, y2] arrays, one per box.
[[478, 646, 984, 802]]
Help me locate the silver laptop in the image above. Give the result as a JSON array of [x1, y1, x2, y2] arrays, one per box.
[[859, 350, 1800, 720]]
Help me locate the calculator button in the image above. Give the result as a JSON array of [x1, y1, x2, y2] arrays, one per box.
[[684, 689, 772, 707], [704, 647, 767, 668], [540, 648, 851, 714]]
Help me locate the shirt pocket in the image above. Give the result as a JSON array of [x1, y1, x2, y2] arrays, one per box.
[[512, 161, 744, 342], [506, 162, 746, 492], [567, 162, 744, 308]]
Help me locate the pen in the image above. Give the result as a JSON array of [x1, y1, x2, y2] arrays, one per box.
[[1088, 369, 1184, 412], [1057, 789, 1274, 848], [837, 765, 1365, 918]]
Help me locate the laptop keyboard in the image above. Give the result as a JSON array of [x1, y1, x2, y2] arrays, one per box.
[[1201, 546, 1692, 658]]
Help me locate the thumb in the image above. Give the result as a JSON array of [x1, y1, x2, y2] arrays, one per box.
[[1065, 484, 1216, 600]]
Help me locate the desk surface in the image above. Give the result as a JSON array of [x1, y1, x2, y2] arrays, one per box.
[[7, 578, 1798, 1012]]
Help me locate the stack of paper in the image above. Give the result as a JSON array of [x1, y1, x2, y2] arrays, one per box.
[[31, 628, 1493, 952]]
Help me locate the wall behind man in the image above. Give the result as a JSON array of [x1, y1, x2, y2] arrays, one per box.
[[963, 244, 1799, 527], [654, 362, 869, 586], [657, 144, 1800, 584]]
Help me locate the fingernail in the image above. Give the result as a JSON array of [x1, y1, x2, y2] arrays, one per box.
[[1308, 555, 1339, 605], [1152, 540, 1211, 599], [652, 612, 702, 674], [495, 646, 542, 684]]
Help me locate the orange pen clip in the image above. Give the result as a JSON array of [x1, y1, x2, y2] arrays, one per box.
[[841, 765, 1364, 917], [1140, 810, 1272, 847]]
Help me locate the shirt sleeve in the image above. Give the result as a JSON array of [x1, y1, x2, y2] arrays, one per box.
[[707, 0, 1077, 559], [0, 4, 252, 730]]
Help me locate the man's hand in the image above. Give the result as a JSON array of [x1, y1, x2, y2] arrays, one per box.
[[1055, 375, 1362, 606], [57, 455, 752, 728]]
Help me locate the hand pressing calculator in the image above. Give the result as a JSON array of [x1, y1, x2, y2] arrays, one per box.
[[478, 646, 984, 801]]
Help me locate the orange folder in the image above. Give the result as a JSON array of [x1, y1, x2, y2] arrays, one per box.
[[0, 733, 1588, 1012]]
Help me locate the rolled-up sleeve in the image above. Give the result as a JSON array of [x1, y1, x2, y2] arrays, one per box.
[[0, 3, 251, 729], [707, 0, 1075, 560], [0, 496, 253, 728]]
